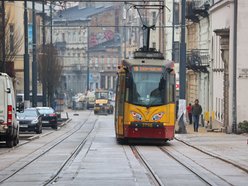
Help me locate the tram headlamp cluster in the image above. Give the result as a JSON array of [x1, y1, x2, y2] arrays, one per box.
[[152, 112, 164, 121], [130, 111, 143, 121]]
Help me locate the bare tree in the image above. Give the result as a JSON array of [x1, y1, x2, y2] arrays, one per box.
[[0, 11, 23, 76], [38, 44, 62, 107]]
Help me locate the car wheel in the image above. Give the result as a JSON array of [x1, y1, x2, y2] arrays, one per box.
[[13, 134, 19, 146], [6, 138, 14, 148], [36, 125, 42, 134], [52, 125, 58, 130]]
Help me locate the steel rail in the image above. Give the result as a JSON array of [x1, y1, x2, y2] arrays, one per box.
[[0, 111, 94, 184], [130, 146, 164, 186], [159, 146, 213, 186], [175, 137, 248, 174], [44, 117, 98, 185]]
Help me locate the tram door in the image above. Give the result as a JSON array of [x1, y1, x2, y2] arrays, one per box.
[[115, 72, 125, 137]]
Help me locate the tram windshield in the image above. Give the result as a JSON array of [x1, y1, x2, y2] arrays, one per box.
[[128, 66, 166, 107]]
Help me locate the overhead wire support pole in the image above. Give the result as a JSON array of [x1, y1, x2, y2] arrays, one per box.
[[42, 0, 46, 106], [172, 0, 175, 61], [24, 0, 30, 108], [232, 0, 238, 133], [32, 0, 37, 107], [50, 2, 53, 44], [178, 0, 187, 134], [1, 0, 6, 73], [87, 22, 90, 91]]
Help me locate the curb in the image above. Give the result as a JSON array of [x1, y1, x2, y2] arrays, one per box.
[[59, 118, 72, 128]]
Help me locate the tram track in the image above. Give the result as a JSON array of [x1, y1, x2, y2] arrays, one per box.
[[158, 139, 248, 186], [159, 146, 216, 186], [175, 137, 248, 174], [0, 111, 96, 184], [0, 119, 71, 156], [130, 145, 164, 186], [44, 118, 98, 185]]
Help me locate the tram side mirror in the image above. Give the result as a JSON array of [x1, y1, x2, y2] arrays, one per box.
[[125, 77, 130, 88], [166, 68, 173, 74], [159, 77, 165, 90]]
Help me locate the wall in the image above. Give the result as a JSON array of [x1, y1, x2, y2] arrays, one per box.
[[237, 1, 248, 123]]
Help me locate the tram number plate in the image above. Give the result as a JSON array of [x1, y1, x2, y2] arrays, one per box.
[[142, 123, 153, 128], [131, 122, 163, 128]]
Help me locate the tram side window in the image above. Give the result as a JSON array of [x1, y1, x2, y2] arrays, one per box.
[[167, 72, 175, 103], [118, 74, 125, 115]]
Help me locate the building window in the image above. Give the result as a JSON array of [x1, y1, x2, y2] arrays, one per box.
[[62, 33, 65, 42], [173, 41, 180, 63], [9, 24, 14, 52], [174, 2, 179, 25], [152, 42, 156, 49], [152, 11, 156, 25]]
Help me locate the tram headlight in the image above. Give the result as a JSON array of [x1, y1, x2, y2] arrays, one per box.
[[130, 111, 143, 121], [152, 112, 164, 121]]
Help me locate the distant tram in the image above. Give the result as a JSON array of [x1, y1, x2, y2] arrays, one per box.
[[114, 48, 176, 143]]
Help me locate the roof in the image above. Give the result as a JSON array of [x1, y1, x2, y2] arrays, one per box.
[[53, 5, 113, 22], [123, 58, 174, 68], [89, 36, 121, 52]]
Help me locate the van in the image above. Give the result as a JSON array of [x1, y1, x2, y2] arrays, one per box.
[[0, 72, 19, 147]]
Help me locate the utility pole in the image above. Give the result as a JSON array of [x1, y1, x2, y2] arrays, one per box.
[[24, 0, 30, 108], [50, 3, 53, 44], [87, 22, 90, 91], [32, 0, 37, 107], [172, 0, 175, 61], [178, 0, 187, 134], [232, 0, 238, 133], [1, 0, 6, 73], [42, 0, 47, 106]]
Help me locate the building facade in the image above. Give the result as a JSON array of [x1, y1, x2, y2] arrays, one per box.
[[210, 0, 248, 133], [53, 2, 121, 96]]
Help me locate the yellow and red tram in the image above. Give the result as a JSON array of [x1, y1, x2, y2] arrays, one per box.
[[114, 49, 176, 143]]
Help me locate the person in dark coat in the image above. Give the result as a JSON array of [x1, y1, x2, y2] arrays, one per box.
[[192, 99, 202, 132]]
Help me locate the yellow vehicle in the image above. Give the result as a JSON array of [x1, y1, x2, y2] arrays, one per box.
[[114, 49, 176, 143], [94, 89, 114, 115]]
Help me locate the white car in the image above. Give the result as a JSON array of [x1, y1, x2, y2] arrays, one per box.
[[0, 72, 19, 147]]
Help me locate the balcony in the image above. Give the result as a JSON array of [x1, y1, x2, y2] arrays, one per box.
[[186, 0, 210, 23], [186, 49, 209, 73]]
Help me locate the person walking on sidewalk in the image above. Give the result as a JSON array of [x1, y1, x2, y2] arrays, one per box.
[[186, 103, 192, 124], [192, 99, 202, 132]]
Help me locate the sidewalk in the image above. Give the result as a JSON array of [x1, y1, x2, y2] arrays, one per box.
[[175, 122, 248, 172]]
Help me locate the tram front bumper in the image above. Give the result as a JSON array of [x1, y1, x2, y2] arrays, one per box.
[[124, 124, 174, 140]]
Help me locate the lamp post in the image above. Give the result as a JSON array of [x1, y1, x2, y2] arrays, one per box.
[[24, 0, 30, 108], [32, 0, 37, 107], [42, 0, 47, 106], [1, 0, 6, 73]]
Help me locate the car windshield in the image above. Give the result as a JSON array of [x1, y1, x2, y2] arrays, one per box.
[[18, 110, 38, 117], [38, 108, 54, 114], [128, 66, 166, 107]]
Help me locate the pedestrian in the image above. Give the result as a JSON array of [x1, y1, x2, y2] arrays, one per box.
[[192, 99, 202, 132], [186, 103, 192, 124]]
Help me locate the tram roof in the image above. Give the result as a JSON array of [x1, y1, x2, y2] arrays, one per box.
[[122, 59, 174, 68]]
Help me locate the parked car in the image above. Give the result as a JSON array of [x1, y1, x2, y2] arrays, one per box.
[[17, 108, 42, 134], [0, 72, 19, 147], [37, 107, 58, 129]]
